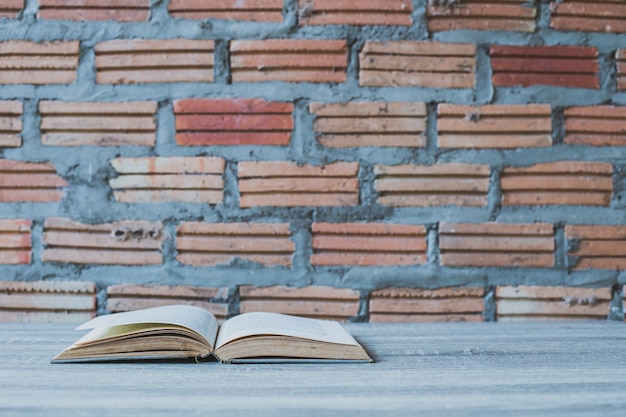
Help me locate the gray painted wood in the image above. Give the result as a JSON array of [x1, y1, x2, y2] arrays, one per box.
[[1, 322, 625, 416]]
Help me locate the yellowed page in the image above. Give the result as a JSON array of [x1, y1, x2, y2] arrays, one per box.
[[216, 312, 359, 349], [75, 305, 219, 349]]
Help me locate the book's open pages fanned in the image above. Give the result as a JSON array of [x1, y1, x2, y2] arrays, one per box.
[[51, 305, 372, 364]]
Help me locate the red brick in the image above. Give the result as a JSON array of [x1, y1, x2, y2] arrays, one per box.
[[0, 41, 79, 85], [614, 49, 626, 90], [0, 219, 31, 265], [311, 222, 427, 266], [38, 0, 149, 21], [360, 41, 476, 88], [298, 0, 413, 26], [437, 104, 552, 148], [169, 0, 283, 22], [239, 285, 360, 321], [370, 287, 484, 323], [95, 39, 214, 84], [174, 99, 293, 146], [0, 0, 22, 19], [310, 102, 426, 148], [39, 101, 157, 147], [238, 161, 359, 207], [42, 217, 164, 265], [109, 157, 225, 203], [439, 222, 555, 268], [0, 280, 96, 323], [107, 284, 229, 319], [374, 163, 490, 207], [0, 160, 67, 202], [428, 1, 536, 32], [496, 285, 611, 321], [0, 101, 22, 148], [551, 1, 626, 33], [565, 225, 626, 270], [230, 39, 348, 83], [491, 45, 599, 89], [501, 161, 613, 206], [176, 222, 294, 267], [564, 106, 626, 146]]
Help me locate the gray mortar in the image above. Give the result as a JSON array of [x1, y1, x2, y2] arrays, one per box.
[[0, 0, 624, 319]]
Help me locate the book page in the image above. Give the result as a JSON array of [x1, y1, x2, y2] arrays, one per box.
[[75, 305, 219, 349], [215, 312, 358, 349]]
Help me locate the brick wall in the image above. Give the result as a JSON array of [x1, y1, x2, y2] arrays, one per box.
[[1, 0, 625, 323]]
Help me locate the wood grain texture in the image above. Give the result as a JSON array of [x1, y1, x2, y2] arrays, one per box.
[[0, 41, 79, 85], [359, 41, 476, 88], [311, 102, 426, 148], [169, 0, 283, 21], [38, 0, 150, 21], [428, 0, 536, 32], [95, 39, 214, 84], [109, 157, 225, 204], [176, 222, 294, 267], [565, 225, 626, 270], [298, 0, 413, 26], [439, 222, 555, 268], [311, 222, 427, 266], [437, 104, 552, 148], [0, 280, 95, 323], [42, 217, 164, 265], [496, 285, 611, 321], [374, 163, 490, 207], [239, 285, 360, 320], [238, 161, 359, 207], [491, 45, 599, 89], [501, 161, 613, 206], [40, 101, 157, 146], [174, 98, 293, 146], [550, 0, 626, 33]]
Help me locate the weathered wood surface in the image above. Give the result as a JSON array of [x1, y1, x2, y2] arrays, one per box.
[[1, 322, 625, 416]]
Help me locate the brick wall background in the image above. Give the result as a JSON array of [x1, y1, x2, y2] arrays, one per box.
[[1, 0, 625, 323]]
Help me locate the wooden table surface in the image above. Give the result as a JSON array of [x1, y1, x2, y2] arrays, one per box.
[[1, 321, 625, 416]]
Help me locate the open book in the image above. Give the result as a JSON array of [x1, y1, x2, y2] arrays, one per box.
[[52, 305, 372, 363]]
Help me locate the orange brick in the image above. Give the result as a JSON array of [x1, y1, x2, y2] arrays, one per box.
[[0, 41, 79, 85], [0, 101, 22, 148], [230, 39, 348, 83], [370, 287, 484, 322], [501, 161, 613, 206], [38, 0, 150, 21], [95, 39, 214, 84], [107, 284, 229, 319], [359, 41, 476, 88], [564, 106, 626, 146], [169, 0, 283, 22], [109, 157, 225, 203], [496, 285, 611, 321], [176, 222, 294, 267], [439, 222, 555, 268], [437, 104, 552, 148], [551, 1, 626, 33], [310, 102, 426, 148], [613, 49, 626, 90], [42, 217, 164, 265], [0, 160, 67, 202], [565, 225, 626, 270], [491, 45, 599, 89], [0, 219, 31, 265], [239, 285, 360, 321], [238, 161, 359, 207], [428, 1, 536, 32], [299, 0, 413, 26], [174, 99, 293, 146], [0, 280, 96, 323], [0, 0, 22, 18], [40, 101, 157, 147], [311, 222, 427, 266], [374, 163, 490, 207]]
